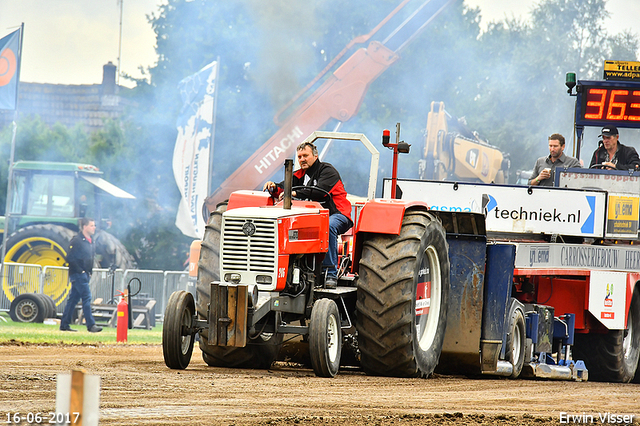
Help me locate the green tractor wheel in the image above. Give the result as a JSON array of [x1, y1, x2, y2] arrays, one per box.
[[94, 229, 136, 270], [3, 224, 75, 307]]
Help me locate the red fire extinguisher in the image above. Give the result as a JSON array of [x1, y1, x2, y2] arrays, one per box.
[[116, 290, 128, 343]]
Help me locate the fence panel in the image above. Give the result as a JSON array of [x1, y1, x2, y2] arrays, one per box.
[[162, 271, 192, 320], [163, 271, 191, 298], [0, 263, 43, 312], [122, 270, 165, 320], [90, 268, 126, 305], [42, 266, 70, 314]]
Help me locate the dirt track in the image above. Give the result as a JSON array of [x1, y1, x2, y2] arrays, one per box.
[[1, 343, 639, 425]]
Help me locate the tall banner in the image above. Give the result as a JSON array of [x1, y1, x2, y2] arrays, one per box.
[[0, 28, 21, 110], [173, 61, 218, 239]]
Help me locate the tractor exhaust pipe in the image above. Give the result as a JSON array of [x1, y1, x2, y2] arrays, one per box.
[[283, 159, 293, 210]]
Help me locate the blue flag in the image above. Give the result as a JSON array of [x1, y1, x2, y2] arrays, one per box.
[[0, 28, 21, 110]]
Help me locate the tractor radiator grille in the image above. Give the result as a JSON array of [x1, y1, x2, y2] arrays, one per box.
[[221, 217, 277, 273]]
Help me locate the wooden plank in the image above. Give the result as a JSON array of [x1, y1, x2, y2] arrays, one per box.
[[70, 369, 85, 425], [227, 286, 238, 346], [218, 285, 228, 346], [133, 314, 144, 329], [235, 285, 248, 347], [208, 282, 219, 345]]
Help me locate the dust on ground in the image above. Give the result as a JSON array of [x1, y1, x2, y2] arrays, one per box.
[[0, 343, 639, 425]]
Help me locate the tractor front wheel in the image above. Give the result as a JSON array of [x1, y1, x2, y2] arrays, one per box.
[[309, 298, 342, 377], [163, 290, 196, 370]]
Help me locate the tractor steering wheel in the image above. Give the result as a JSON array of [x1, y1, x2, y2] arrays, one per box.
[[291, 185, 332, 201], [590, 163, 617, 170]]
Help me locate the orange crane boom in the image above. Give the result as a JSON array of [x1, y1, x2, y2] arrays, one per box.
[[204, 0, 457, 214]]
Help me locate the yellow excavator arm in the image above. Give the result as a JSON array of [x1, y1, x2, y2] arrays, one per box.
[[419, 101, 509, 184]]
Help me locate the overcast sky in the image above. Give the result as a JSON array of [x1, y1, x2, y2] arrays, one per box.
[[0, 0, 638, 88], [466, 0, 640, 33]]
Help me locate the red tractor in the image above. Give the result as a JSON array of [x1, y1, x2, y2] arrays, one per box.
[[163, 131, 455, 377]]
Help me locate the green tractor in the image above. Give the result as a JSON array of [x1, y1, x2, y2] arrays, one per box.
[[1, 161, 136, 309]]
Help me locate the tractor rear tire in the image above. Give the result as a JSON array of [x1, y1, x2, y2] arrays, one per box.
[[356, 209, 450, 378], [196, 202, 282, 369], [574, 285, 640, 382], [94, 230, 136, 270], [195, 202, 226, 318], [9, 293, 47, 323], [309, 298, 342, 377], [3, 225, 76, 307], [163, 290, 196, 370]]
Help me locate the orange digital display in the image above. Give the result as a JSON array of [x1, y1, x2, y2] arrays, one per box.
[[577, 81, 640, 128]]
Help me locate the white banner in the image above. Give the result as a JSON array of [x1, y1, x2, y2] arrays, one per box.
[[513, 242, 640, 272], [173, 61, 218, 239], [558, 169, 640, 193], [384, 179, 607, 238]]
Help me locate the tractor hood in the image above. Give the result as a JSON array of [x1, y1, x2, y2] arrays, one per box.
[[81, 175, 135, 199], [224, 206, 322, 220]]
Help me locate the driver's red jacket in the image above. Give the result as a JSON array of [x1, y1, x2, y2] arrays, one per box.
[[275, 159, 352, 226]]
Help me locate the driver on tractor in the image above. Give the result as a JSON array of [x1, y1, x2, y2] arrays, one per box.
[[589, 125, 640, 170], [263, 141, 353, 288]]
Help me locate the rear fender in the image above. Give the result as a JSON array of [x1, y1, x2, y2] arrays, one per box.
[[352, 199, 429, 273], [354, 198, 429, 234]]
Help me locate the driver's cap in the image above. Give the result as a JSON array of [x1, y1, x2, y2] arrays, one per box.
[[600, 125, 619, 137]]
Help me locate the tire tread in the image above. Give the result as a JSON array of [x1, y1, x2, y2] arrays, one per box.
[[356, 210, 449, 378]]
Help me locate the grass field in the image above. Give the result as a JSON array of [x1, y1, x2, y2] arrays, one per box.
[[0, 312, 162, 345]]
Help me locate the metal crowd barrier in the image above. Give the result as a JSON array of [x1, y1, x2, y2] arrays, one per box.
[[0, 263, 191, 323], [163, 271, 193, 307], [43, 265, 70, 315], [90, 268, 126, 305], [1, 263, 52, 313]]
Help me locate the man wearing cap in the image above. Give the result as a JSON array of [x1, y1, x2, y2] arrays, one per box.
[[529, 133, 581, 186], [589, 125, 640, 170]]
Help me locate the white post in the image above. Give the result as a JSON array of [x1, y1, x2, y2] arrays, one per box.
[[55, 369, 100, 426]]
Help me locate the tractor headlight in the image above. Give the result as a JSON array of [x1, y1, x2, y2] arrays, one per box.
[[224, 273, 241, 284], [256, 275, 272, 285]]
